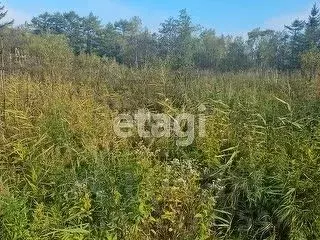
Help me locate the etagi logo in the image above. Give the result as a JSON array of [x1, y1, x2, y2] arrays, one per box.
[[113, 105, 206, 146]]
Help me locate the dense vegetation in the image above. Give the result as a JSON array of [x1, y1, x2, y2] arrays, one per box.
[[25, 4, 320, 72], [2, 2, 320, 240]]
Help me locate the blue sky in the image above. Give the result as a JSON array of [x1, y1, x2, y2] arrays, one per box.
[[3, 0, 317, 36]]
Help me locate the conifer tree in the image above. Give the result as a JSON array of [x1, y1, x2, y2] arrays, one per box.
[[285, 19, 306, 68], [305, 3, 320, 47]]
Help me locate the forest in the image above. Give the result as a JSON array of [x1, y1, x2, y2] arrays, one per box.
[[1, 2, 320, 240], [4, 4, 320, 72]]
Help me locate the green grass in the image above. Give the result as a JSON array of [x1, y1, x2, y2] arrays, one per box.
[[1, 66, 320, 239]]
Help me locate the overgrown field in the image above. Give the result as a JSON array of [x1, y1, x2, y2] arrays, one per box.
[[1, 61, 320, 239]]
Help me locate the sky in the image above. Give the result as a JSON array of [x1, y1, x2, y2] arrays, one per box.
[[3, 0, 317, 36]]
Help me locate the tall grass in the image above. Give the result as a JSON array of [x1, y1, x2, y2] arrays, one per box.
[[1, 61, 320, 239]]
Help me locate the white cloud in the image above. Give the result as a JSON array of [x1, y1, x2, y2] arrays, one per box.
[[5, 7, 31, 25], [264, 8, 311, 31], [1, 0, 31, 26], [265, 12, 308, 30]]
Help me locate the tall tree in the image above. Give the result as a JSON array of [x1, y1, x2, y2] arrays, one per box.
[[248, 28, 284, 69], [83, 13, 102, 55], [31, 12, 103, 55], [31, 12, 66, 34], [96, 23, 121, 60], [305, 4, 320, 48], [159, 9, 198, 69], [62, 11, 86, 54], [223, 37, 249, 72], [194, 29, 226, 69], [115, 16, 143, 67], [285, 19, 306, 69]]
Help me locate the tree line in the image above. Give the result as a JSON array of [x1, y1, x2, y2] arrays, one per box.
[[2, 3, 320, 72]]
